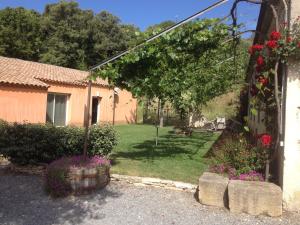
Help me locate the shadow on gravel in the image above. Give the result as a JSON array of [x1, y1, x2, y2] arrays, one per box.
[[0, 174, 122, 225]]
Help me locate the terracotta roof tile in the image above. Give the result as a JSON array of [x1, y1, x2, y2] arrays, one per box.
[[0, 56, 109, 88]]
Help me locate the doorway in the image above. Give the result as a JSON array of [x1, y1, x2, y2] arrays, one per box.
[[91, 97, 100, 124]]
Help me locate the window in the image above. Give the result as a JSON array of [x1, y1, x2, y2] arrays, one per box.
[[46, 93, 68, 126]]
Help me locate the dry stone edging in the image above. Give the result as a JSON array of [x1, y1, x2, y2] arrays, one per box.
[[198, 172, 229, 208], [197, 172, 283, 217], [228, 180, 282, 217], [110, 174, 197, 192]]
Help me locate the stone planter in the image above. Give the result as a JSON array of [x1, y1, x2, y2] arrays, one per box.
[[68, 166, 110, 194], [45, 156, 111, 197]]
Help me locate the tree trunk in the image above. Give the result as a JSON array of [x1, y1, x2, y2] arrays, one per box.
[[159, 100, 164, 127]]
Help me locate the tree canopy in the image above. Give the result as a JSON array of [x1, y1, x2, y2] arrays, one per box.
[[96, 19, 249, 115], [0, 1, 139, 69]]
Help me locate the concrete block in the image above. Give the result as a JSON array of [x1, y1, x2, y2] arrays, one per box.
[[228, 180, 282, 217], [198, 172, 229, 208]]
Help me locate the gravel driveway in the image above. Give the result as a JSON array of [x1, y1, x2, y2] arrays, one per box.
[[0, 173, 300, 225]]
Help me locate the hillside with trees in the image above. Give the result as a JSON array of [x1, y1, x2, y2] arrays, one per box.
[[0, 1, 139, 69]]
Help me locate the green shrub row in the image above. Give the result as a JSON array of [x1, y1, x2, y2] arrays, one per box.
[[0, 120, 117, 165]]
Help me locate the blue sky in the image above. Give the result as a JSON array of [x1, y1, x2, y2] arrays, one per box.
[[0, 0, 260, 32]]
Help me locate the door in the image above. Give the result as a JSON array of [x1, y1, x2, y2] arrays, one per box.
[[91, 97, 99, 124]]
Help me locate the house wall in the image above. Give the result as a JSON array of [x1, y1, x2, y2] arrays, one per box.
[[281, 0, 300, 212], [283, 58, 300, 211], [47, 82, 87, 126], [249, 0, 300, 211], [114, 89, 137, 124], [0, 82, 137, 126], [0, 85, 47, 123]]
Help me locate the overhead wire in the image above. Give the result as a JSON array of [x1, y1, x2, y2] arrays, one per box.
[[89, 0, 230, 71]]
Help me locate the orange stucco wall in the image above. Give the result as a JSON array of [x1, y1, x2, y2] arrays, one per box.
[[0, 82, 137, 126], [0, 85, 47, 123]]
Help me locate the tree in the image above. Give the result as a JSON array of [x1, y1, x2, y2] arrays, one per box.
[[40, 1, 92, 69], [96, 19, 249, 121], [39, 1, 139, 69], [0, 1, 139, 70], [0, 7, 41, 61]]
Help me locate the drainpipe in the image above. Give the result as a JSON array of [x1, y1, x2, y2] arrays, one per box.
[[278, 0, 291, 187], [112, 88, 116, 126]]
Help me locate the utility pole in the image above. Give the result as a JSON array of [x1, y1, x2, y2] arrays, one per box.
[[83, 78, 92, 157]]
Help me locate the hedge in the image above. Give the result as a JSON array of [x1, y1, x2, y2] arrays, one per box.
[[0, 120, 117, 165]]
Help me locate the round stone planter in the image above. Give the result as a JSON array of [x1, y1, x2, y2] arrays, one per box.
[[68, 166, 110, 194], [45, 156, 111, 197]]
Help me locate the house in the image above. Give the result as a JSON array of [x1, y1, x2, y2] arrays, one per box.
[[0, 56, 137, 126], [247, 0, 300, 211]]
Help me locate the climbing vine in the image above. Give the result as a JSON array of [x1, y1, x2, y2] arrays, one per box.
[[248, 18, 300, 172]]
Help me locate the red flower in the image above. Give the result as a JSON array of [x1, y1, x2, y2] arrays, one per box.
[[260, 134, 272, 147], [270, 31, 281, 41], [249, 44, 264, 55], [256, 55, 264, 66], [298, 42, 300, 48], [257, 76, 269, 86], [266, 40, 278, 49], [286, 36, 292, 43]]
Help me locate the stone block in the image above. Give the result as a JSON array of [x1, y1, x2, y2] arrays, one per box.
[[198, 172, 229, 208], [228, 180, 282, 217]]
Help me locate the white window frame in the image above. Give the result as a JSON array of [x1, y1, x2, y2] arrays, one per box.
[[47, 93, 69, 126]]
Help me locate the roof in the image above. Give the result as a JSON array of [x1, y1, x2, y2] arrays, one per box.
[[0, 56, 109, 88]]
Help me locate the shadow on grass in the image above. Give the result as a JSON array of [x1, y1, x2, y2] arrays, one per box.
[[112, 132, 216, 162]]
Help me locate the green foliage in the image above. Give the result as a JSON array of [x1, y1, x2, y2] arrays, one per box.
[[89, 124, 118, 156], [0, 7, 42, 60], [0, 1, 139, 69], [0, 122, 117, 165], [97, 19, 249, 116], [211, 131, 268, 174]]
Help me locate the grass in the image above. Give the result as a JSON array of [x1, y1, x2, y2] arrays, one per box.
[[111, 124, 220, 184], [202, 90, 240, 120]]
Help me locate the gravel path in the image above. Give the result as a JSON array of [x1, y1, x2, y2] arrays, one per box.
[[0, 173, 300, 225]]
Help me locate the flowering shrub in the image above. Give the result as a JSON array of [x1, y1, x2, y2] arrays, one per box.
[[45, 155, 110, 197], [231, 170, 264, 182], [209, 164, 264, 181], [209, 164, 236, 179], [211, 131, 268, 174]]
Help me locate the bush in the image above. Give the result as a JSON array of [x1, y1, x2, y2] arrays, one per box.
[[211, 131, 268, 174], [0, 122, 117, 165], [45, 155, 110, 197], [89, 124, 118, 156]]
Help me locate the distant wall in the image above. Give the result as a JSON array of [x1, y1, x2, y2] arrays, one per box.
[[0, 82, 137, 126], [0, 85, 47, 123]]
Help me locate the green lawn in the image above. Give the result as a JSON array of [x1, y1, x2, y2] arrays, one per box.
[[111, 124, 220, 184]]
